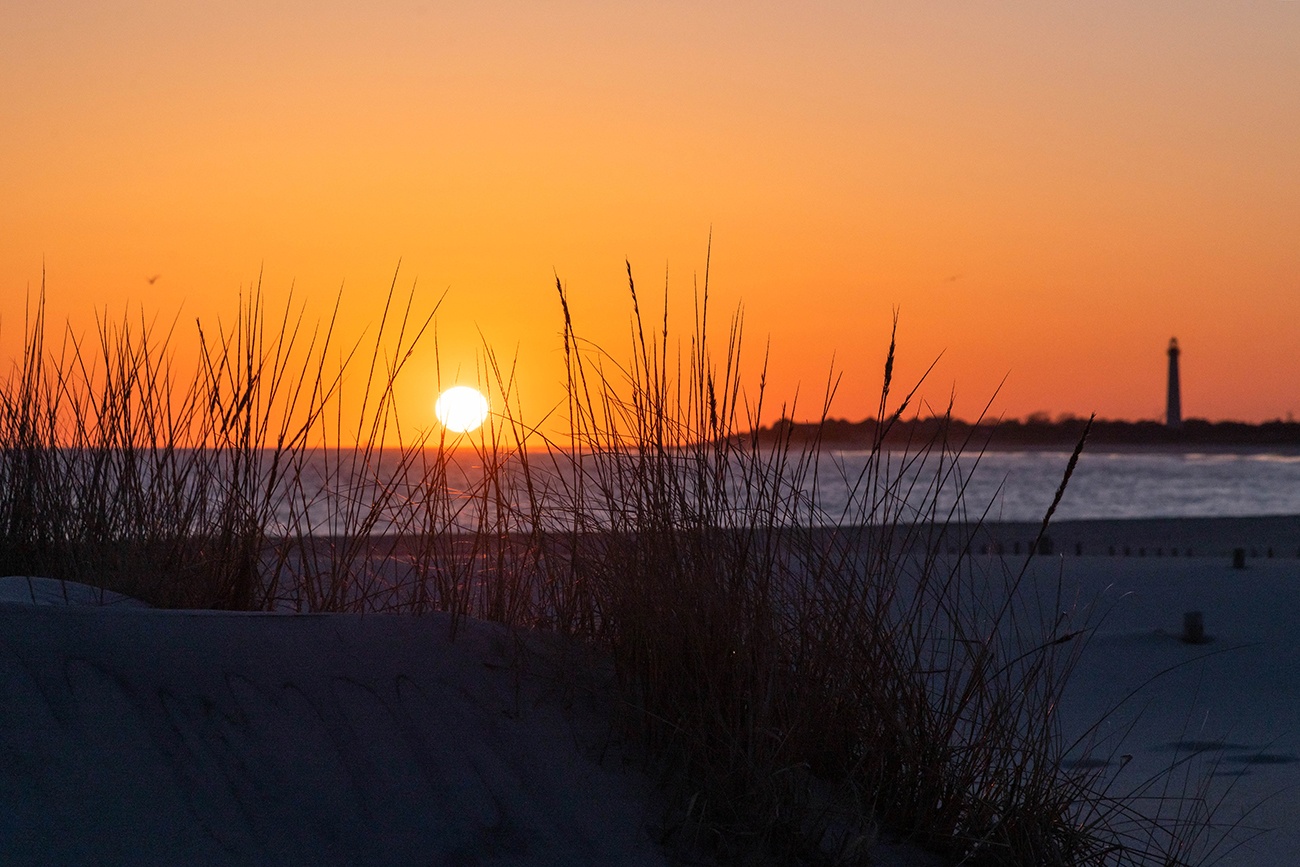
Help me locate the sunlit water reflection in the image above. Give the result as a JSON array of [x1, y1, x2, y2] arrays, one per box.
[[272, 446, 1300, 533]]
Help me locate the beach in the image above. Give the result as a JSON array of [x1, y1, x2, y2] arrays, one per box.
[[0, 581, 670, 866], [951, 515, 1300, 560], [1, 517, 1297, 865], [1049, 542, 1300, 866], [8, 0, 1296, 858]]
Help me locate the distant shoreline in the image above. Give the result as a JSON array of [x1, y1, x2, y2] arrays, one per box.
[[752, 416, 1300, 450]]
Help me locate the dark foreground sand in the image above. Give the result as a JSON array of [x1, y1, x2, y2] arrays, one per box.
[[0, 578, 949, 866], [3, 516, 1299, 865], [0, 590, 669, 866]]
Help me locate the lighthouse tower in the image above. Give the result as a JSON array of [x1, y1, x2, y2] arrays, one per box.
[[1166, 337, 1182, 429]]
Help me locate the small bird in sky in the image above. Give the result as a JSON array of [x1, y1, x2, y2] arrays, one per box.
[[147, 274, 161, 284]]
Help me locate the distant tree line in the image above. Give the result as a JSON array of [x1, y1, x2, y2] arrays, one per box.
[[753, 414, 1300, 449]]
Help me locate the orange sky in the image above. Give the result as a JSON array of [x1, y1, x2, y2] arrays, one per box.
[[3, 2, 1299, 434]]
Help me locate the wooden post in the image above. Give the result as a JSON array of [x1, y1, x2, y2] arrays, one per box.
[[1182, 611, 1208, 644]]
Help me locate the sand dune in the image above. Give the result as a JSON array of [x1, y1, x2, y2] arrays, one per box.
[[3, 517, 1299, 865], [0, 580, 666, 866]]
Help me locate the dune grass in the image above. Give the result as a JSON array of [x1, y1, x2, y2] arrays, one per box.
[[0, 268, 1237, 865]]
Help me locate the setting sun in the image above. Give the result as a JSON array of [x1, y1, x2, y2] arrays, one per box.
[[434, 386, 490, 433], [6, 5, 1300, 861]]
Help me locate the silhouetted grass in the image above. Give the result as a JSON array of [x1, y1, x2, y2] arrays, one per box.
[[0, 266, 1241, 865]]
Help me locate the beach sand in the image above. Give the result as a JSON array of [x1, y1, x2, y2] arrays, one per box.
[[937, 515, 1300, 560], [0, 581, 667, 866], [2, 517, 1298, 865], [1046, 542, 1300, 865]]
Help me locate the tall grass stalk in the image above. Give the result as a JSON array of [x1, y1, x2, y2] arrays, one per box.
[[539, 261, 1230, 865], [0, 267, 1233, 865], [0, 274, 450, 610]]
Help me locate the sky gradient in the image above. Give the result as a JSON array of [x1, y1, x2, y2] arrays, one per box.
[[3, 2, 1298, 430]]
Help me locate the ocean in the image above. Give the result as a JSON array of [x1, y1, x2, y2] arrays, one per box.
[[269, 445, 1300, 534], [816, 447, 1300, 523]]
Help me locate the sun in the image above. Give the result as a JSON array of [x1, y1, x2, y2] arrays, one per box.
[[434, 385, 490, 433]]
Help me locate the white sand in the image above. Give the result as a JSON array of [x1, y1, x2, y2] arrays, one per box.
[[0, 578, 667, 866], [1024, 533, 1300, 866], [4, 524, 1298, 865], [0, 577, 948, 866]]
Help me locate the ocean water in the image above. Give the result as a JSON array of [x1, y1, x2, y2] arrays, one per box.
[[814, 447, 1300, 523], [269, 446, 1300, 532], [30, 445, 1297, 536]]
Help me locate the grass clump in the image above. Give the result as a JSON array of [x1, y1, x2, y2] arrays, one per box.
[[0, 263, 1236, 865], [0, 275, 441, 609], [538, 261, 1235, 865]]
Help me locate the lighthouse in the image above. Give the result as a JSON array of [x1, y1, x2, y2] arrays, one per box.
[[1166, 337, 1182, 429]]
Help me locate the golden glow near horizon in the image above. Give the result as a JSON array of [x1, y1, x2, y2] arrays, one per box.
[[434, 386, 490, 434], [3, 4, 1298, 427]]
